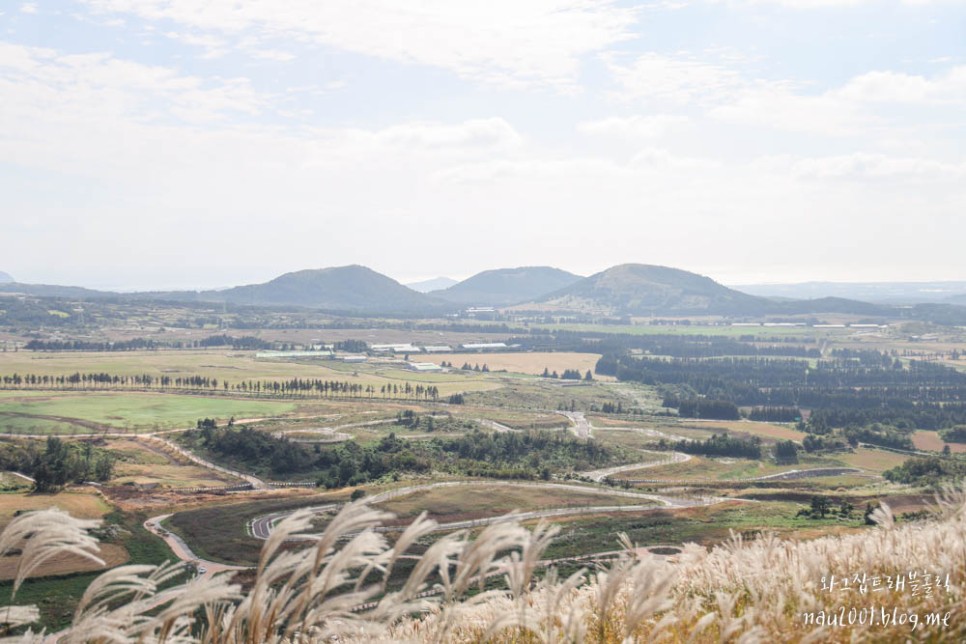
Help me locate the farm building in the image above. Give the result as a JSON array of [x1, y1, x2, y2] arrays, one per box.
[[370, 343, 421, 353], [407, 362, 443, 372], [342, 355, 367, 363], [422, 345, 453, 353], [460, 342, 507, 351]]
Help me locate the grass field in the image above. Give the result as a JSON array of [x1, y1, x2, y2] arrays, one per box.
[[108, 438, 239, 488], [593, 428, 686, 451], [676, 420, 807, 442], [166, 491, 353, 565], [409, 352, 610, 379], [466, 378, 637, 412], [531, 323, 842, 340], [612, 455, 845, 481], [0, 349, 502, 400], [0, 391, 297, 433], [911, 430, 966, 453], [0, 489, 111, 528], [0, 489, 126, 581], [539, 500, 866, 560], [375, 484, 650, 523], [839, 447, 910, 472]]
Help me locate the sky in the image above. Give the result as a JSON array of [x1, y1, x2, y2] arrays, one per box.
[[1, 1, 965, 290]]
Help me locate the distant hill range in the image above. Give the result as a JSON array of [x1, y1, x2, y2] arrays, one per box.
[[524, 264, 965, 322], [158, 266, 445, 314], [431, 267, 582, 306], [534, 264, 762, 315], [406, 276, 458, 293], [736, 281, 966, 305], [1, 263, 964, 323], [0, 271, 14, 283]]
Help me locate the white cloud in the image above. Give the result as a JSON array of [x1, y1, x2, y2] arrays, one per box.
[[605, 53, 747, 105], [577, 114, 689, 138], [835, 67, 966, 104], [778, 153, 966, 181], [0, 42, 263, 127], [81, 0, 638, 90], [20, 3, 38, 14]]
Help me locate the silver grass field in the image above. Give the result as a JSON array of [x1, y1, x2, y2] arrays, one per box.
[[1, 490, 964, 643]]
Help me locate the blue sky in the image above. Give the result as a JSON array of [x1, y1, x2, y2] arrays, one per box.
[[1, 1, 964, 289]]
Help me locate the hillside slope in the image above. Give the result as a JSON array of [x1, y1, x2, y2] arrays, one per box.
[[432, 266, 582, 306], [535, 264, 766, 315], [196, 265, 445, 313]]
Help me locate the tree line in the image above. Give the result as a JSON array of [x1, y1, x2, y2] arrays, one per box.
[[0, 371, 443, 401]]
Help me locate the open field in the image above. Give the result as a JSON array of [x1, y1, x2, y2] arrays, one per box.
[[166, 490, 353, 565], [539, 500, 866, 559], [0, 542, 128, 581], [0, 391, 297, 433], [612, 454, 845, 481], [0, 489, 128, 580], [0, 489, 112, 529], [375, 484, 651, 523], [108, 438, 239, 488], [0, 349, 502, 399], [911, 430, 966, 453], [531, 323, 849, 339], [465, 378, 638, 412], [410, 352, 610, 379], [838, 446, 910, 472], [593, 428, 688, 452], [677, 420, 807, 442]]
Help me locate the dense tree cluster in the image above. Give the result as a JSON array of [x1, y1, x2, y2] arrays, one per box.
[[0, 437, 114, 492], [653, 433, 762, 459], [883, 456, 966, 487], [599, 351, 966, 430], [182, 423, 626, 486], [665, 397, 740, 420]]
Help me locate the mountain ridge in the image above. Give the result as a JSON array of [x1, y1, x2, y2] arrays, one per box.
[[431, 266, 582, 306]]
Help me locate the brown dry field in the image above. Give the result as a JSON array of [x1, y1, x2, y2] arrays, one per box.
[[677, 420, 807, 442], [839, 447, 910, 472], [410, 352, 612, 379], [0, 489, 111, 529], [376, 484, 645, 522], [108, 438, 238, 488], [0, 542, 128, 580], [912, 430, 966, 453]]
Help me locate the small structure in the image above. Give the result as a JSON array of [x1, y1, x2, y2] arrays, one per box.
[[342, 355, 368, 363], [460, 342, 507, 351], [407, 362, 443, 372]]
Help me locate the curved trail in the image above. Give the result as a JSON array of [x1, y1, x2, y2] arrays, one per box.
[[144, 514, 247, 578], [580, 449, 692, 482], [247, 480, 734, 541], [272, 418, 396, 444]]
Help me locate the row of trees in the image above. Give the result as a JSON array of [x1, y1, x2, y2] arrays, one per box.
[[652, 434, 762, 459], [0, 371, 444, 401]]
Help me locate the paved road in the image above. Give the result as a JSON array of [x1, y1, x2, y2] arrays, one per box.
[[247, 480, 732, 541], [248, 504, 339, 539], [144, 514, 247, 578], [144, 435, 268, 489], [580, 450, 692, 482], [559, 411, 592, 439], [478, 419, 519, 433]]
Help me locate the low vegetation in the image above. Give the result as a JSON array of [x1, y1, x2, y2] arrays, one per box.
[[3, 487, 966, 642]]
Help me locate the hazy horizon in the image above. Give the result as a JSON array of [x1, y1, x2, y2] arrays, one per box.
[[3, 263, 966, 294], [2, 1, 964, 290]]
